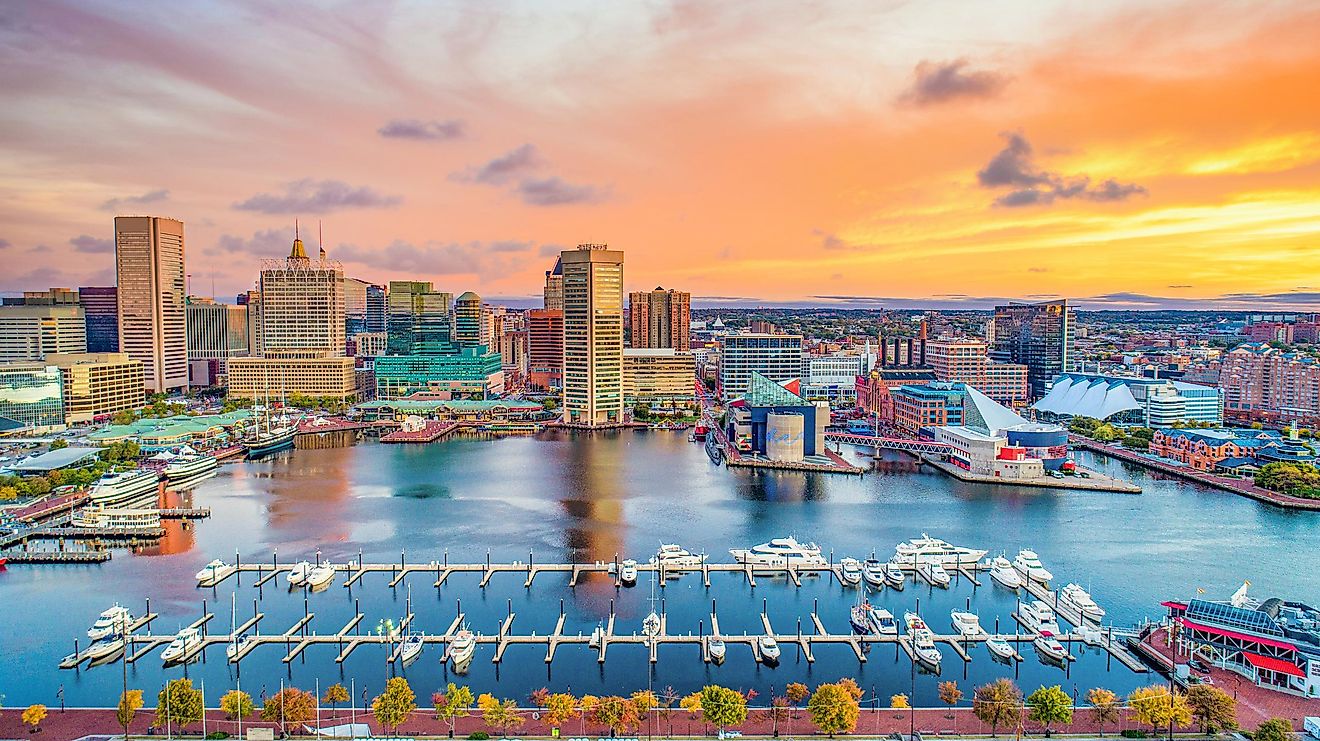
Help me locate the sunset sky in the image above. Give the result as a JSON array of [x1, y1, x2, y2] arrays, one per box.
[[2, 1, 1319, 309]]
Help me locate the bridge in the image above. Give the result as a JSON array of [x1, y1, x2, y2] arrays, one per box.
[[824, 432, 951, 455]]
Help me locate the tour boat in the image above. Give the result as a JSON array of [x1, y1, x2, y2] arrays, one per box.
[[286, 560, 313, 587], [1060, 584, 1105, 621], [306, 562, 337, 589], [758, 634, 781, 663], [989, 556, 1024, 590], [163, 454, 218, 481], [85, 634, 126, 661], [72, 505, 161, 530], [89, 469, 160, 506], [448, 629, 476, 673], [838, 557, 863, 587], [919, 561, 952, 588], [1019, 600, 1062, 634], [708, 636, 726, 664], [893, 534, 987, 566], [620, 559, 639, 586], [226, 633, 253, 661], [1034, 632, 1069, 664], [160, 627, 202, 665], [884, 561, 906, 590], [399, 633, 424, 667], [1013, 549, 1053, 584], [903, 612, 943, 670], [862, 558, 887, 588], [88, 604, 134, 641], [589, 623, 604, 649], [730, 537, 828, 568], [195, 559, 229, 584], [950, 610, 983, 638], [651, 544, 706, 570], [986, 637, 1016, 661]]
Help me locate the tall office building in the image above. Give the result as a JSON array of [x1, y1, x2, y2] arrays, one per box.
[[543, 257, 564, 310], [78, 286, 119, 352], [926, 337, 1029, 406], [365, 283, 387, 333], [454, 291, 482, 348], [628, 286, 691, 350], [718, 333, 804, 398], [0, 303, 86, 361], [527, 309, 564, 391], [988, 299, 1072, 398], [115, 215, 188, 393], [560, 244, 624, 426], [343, 277, 372, 336], [387, 281, 454, 355], [185, 299, 250, 386], [47, 352, 145, 423]]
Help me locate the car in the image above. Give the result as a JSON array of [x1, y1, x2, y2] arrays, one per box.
[[1189, 658, 1211, 673]]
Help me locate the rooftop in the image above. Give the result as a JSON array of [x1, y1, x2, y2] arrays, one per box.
[[6, 446, 101, 472]]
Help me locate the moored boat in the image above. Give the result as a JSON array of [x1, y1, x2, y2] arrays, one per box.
[[163, 454, 218, 481], [620, 559, 639, 586], [226, 633, 253, 661], [986, 637, 1016, 661], [708, 636, 726, 664], [903, 612, 942, 670], [88, 605, 134, 641], [1034, 632, 1069, 664], [989, 556, 1023, 589], [449, 629, 476, 673], [1061, 583, 1105, 621], [160, 627, 202, 665], [399, 633, 424, 666], [862, 558, 886, 588], [950, 610, 983, 637], [89, 469, 160, 506], [195, 559, 229, 583], [72, 505, 160, 530], [919, 561, 951, 588], [838, 557, 863, 587], [286, 561, 313, 587], [1019, 600, 1062, 634], [884, 561, 906, 590], [651, 543, 706, 570], [758, 634, 781, 663], [894, 534, 987, 566], [1014, 549, 1053, 583], [306, 562, 337, 589], [730, 536, 828, 568]]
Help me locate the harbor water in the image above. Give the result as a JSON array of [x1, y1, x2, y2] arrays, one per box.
[[2, 429, 1318, 707]]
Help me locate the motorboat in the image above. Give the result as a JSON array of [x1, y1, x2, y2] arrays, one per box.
[[651, 544, 706, 570], [588, 623, 604, 649], [989, 556, 1023, 589], [620, 559, 639, 586], [708, 636, 726, 664], [286, 561, 313, 587], [226, 633, 253, 661], [1034, 632, 1069, 664], [160, 627, 202, 665], [306, 562, 337, 589], [163, 454, 218, 481], [1019, 600, 1062, 634], [398, 634, 424, 667], [89, 469, 160, 506], [449, 629, 476, 673], [1077, 624, 1105, 646], [84, 634, 126, 661], [919, 561, 951, 589], [950, 610, 983, 638], [88, 605, 134, 641], [730, 537, 828, 568], [1013, 549, 1053, 583], [72, 505, 161, 530], [867, 605, 898, 636], [1061, 584, 1105, 622], [195, 559, 229, 584], [758, 635, 781, 663], [986, 637, 1016, 661], [862, 558, 887, 588], [642, 611, 662, 638], [884, 561, 906, 590], [903, 612, 942, 670], [838, 557, 863, 587], [893, 534, 987, 566]]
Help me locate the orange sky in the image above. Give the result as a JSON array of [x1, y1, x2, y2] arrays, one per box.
[[1, 1, 1318, 309]]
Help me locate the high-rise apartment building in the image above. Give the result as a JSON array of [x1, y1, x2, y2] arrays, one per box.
[[718, 333, 804, 398], [543, 257, 564, 310], [988, 299, 1071, 398], [926, 337, 1029, 407], [629, 287, 690, 351], [387, 281, 454, 355], [0, 303, 86, 361], [0, 363, 65, 431], [560, 245, 624, 426], [78, 286, 119, 352], [454, 291, 482, 348], [1219, 343, 1320, 425], [115, 215, 188, 393], [527, 309, 564, 391]]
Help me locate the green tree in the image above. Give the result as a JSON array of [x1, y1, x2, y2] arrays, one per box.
[[220, 690, 253, 721], [435, 684, 474, 737], [1086, 688, 1121, 737], [322, 683, 349, 715], [973, 679, 1022, 737], [808, 682, 861, 737], [1185, 684, 1237, 733], [1254, 718, 1295, 741], [372, 676, 417, 734], [698, 685, 748, 734], [1128, 685, 1191, 734], [260, 687, 317, 736], [117, 689, 144, 737], [49, 438, 69, 451], [156, 678, 205, 731], [1027, 685, 1073, 735]]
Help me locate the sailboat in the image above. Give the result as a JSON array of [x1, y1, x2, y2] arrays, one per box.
[[641, 572, 662, 638], [245, 384, 296, 459]]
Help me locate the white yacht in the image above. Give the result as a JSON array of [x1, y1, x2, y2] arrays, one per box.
[[588, 623, 604, 649], [651, 544, 706, 570], [758, 634, 781, 663], [89, 469, 160, 506], [989, 556, 1024, 590], [163, 454, 218, 481], [893, 534, 987, 566], [226, 633, 253, 661], [950, 610, 983, 638], [195, 559, 229, 584], [1019, 600, 1062, 634], [862, 558, 887, 588], [1061, 584, 1105, 622], [708, 636, 726, 664], [1077, 624, 1105, 646], [1013, 549, 1053, 583], [398, 634, 424, 667], [449, 629, 476, 673], [919, 561, 951, 588], [619, 559, 639, 586], [1034, 633, 1068, 664], [986, 637, 1016, 661], [306, 562, 337, 589], [838, 558, 863, 587], [884, 561, 906, 590], [88, 605, 134, 641], [866, 605, 898, 636], [160, 627, 202, 665], [286, 561, 313, 587], [85, 634, 126, 661], [72, 506, 160, 530], [903, 612, 942, 670], [730, 537, 828, 568]]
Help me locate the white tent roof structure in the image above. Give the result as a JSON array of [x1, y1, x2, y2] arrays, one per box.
[[963, 385, 1030, 435], [1033, 375, 1141, 420]]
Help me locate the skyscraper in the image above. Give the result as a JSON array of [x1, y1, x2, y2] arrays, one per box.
[[454, 291, 482, 348], [343, 277, 372, 336], [365, 283, 387, 333], [78, 286, 119, 352], [527, 308, 564, 391], [386, 281, 453, 355], [114, 215, 187, 393], [543, 257, 563, 310], [185, 298, 249, 386], [560, 244, 624, 426], [988, 299, 1072, 398], [628, 286, 691, 350]]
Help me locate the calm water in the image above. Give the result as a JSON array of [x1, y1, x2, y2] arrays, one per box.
[[2, 430, 1318, 708]]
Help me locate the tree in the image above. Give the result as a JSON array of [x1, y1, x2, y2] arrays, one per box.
[[698, 685, 748, 734], [220, 689, 253, 721], [1027, 685, 1073, 736], [529, 688, 550, 708], [435, 684, 474, 737], [372, 677, 417, 734], [477, 695, 524, 737], [1086, 688, 1121, 737], [542, 693, 579, 729], [322, 683, 349, 715], [939, 681, 963, 716], [48, 438, 68, 451], [808, 683, 861, 738], [631, 690, 659, 735], [117, 689, 143, 737], [260, 687, 317, 736], [1127, 686, 1191, 734], [1185, 684, 1237, 733], [761, 697, 793, 739], [785, 683, 809, 707], [1254, 718, 1295, 741], [890, 694, 909, 709], [156, 678, 205, 732], [22, 705, 47, 733], [973, 679, 1022, 737], [592, 696, 641, 735]]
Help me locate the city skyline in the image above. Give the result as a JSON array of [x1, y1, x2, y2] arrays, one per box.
[[1, 2, 1319, 310]]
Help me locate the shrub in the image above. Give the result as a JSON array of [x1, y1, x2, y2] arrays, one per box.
[[468, 732, 491, 740]]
